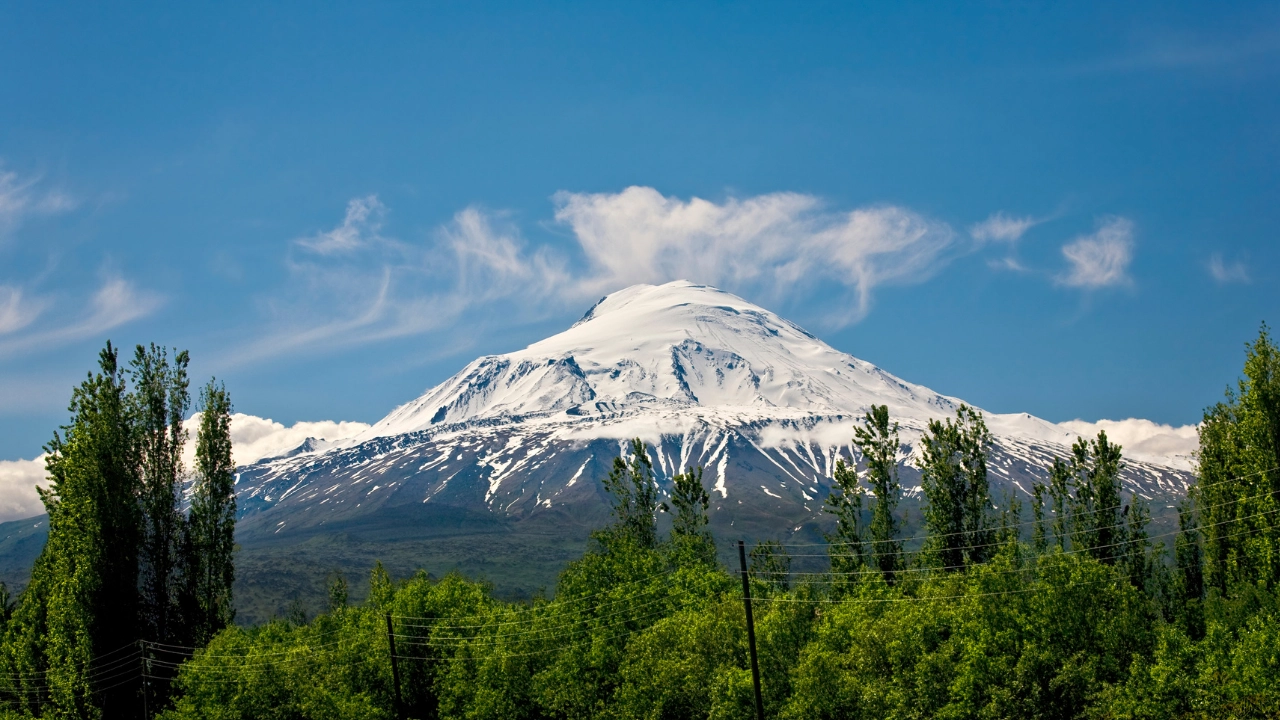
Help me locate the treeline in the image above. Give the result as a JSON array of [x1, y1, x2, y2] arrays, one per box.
[[145, 326, 1280, 720], [0, 343, 236, 719]]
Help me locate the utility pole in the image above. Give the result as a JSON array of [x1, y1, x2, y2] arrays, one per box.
[[141, 640, 150, 720], [386, 613, 405, 720], [738, 540, 765, 720]]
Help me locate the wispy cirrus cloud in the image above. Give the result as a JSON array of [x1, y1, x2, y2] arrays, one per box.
[[0, 277, 163, 358], [970, 211, 1039, 244], [0, 286, 48, 336], [244, 188, 1154, 363], [972, 211, 1043, 275], [1058, 217, 1135, 289], [1207, 253, 1250, 284], [230, 198, 569, 364], [986, 256, 1029, 273], [0, 166, 77, 242], [1074, 26, 1280, 75], [295, 195, 387, 255]]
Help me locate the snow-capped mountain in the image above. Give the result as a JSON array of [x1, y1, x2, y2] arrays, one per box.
[[234, 281, 1194, 550]]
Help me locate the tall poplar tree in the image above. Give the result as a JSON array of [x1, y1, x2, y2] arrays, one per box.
[[825, 457, 866, 582], [1066, 432, 1127, 565], [1030, 429, 1152, 589], [4, 343, 141, 718], [854, 405, 902, 584], [918, 405, 995, 570], [662, 465, 715, 565], [183, 380, 238, 646], [597, 439, 661, 551], [1194, 324, 1280, 593], [133, 345, 190, 648]]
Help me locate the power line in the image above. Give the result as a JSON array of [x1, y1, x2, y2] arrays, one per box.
[[784, 483, 1280, 560], [390, 568, 676, 624], [394, 582, 667, 630], [780, 464, 1280, 549]]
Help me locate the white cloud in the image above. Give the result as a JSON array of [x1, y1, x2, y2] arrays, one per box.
[[1058, 217, 1135, 288], [181, 412, 371, 468], [1057, 418, 1199, 471], [231, 201, 570, 364], [1208, 253, 1250, 284], [970, 212, 1038, 244], [0, 456, 49, 522], [1070, 27, 1280, 75], [0, 286, 47, 335], [554, 186, 955, 323], [295, 195, 386, 255], [239, 187, 966, 361], [0, 277, 163, 358], [987, 257, 1028, 273], [0, 413, 371, 523], [0, 167, 77, 240], [440, 207, 568, 304]]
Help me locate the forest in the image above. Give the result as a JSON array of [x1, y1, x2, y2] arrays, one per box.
[[1, 327, 1278, 719]]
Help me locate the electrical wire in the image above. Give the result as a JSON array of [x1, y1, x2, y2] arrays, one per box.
[[390, 567, 677, 624], [394, 581, 667, 630], [393, 603, 679, 650], [394, 592, 677, 644], [780, 464, 1280, 549], [784, 483, 1280, 560], [751, 575, 1119, 604]]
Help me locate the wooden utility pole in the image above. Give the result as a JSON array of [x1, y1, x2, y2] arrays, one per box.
[[141, 640, 150, 720], [738, 540, 765, 720], [386, 613, 405, 720]]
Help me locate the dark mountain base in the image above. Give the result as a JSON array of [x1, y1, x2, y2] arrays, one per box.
[[0, 443, 1189, 627], [230, 491, 1187, 626], [0, 515, 47, 597], [234, 529, 592, 625]]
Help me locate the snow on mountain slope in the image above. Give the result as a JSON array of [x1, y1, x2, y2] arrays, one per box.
[[366, 281, 962, 437], [232, 281, 1197, 548], [357, 280, 1193, 470]]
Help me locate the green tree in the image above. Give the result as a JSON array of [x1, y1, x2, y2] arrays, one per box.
[[5, 343, 141, 718], [749, 540, 791, 593], [597, 439, 660, 551], [1195, 324, 1280, 593], [1067, 431, 1127, 565], [132, 344, 190, 650], [1045, 456, 1073, 550], [824, 457, 865, 582], [663, 465, 715, 566], [1032, 430, 1153, 590], [853, 405, 903, 584], [327, 573, 349, 613], [917, 405, 995, 570], [182, 381, 237, 646], [1031, 482, 1049, 554]]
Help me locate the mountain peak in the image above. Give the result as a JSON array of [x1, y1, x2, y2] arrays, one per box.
[[565, 281, 751, 333], [524, 280, 822, 359], [363, 281, 957, 439], [348, 282, 1194, 473]]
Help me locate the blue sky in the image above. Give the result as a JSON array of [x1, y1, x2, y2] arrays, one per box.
[[1, 1, 1277, 460]]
